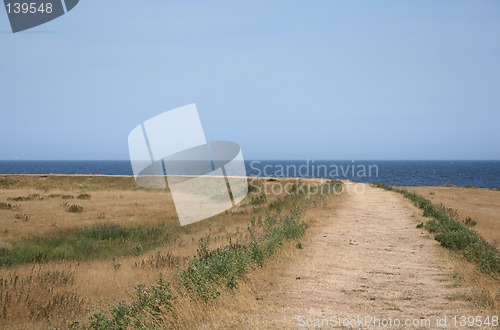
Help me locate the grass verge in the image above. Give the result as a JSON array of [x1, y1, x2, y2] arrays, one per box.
[[373, 182, 500, 277]]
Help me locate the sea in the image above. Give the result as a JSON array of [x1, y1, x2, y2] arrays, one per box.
[[0, 160, 499, 188]]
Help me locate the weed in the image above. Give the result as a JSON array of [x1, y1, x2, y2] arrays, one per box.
[[133, 252, 181, 269], [77, 193, 91, 200], [67, 205, 84, 213], [84, 278, 174, 329], [48, 194, 62, 198], [134, 243, 143, 255], [112, 256, 121, 270], [464, 216, 477, 227], [15, 214, 30, 222], [0, 202, 19, 210]]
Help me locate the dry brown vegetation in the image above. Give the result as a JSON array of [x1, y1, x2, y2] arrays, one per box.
[[1, 176, 498, 329], [182, 183, 499, 328], [399, 185, 500, 247], [0, 175, 332, 329]]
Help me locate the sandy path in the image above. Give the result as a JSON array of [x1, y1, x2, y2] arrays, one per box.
[[241, 183, 486, 328]]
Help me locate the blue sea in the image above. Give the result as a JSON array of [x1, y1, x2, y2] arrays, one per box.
[[0, 160, 499, 188]]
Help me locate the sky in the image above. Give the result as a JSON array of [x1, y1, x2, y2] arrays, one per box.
[[0, 0, 499, 160]]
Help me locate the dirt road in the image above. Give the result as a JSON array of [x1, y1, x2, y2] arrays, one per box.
[[241, 183, 490, 328]]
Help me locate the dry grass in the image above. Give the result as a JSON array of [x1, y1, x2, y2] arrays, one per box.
[[154, 190, 343, 329], [0, 175, 329, 329], [399, 186, 500, 247], [0, 176, 178, 243]]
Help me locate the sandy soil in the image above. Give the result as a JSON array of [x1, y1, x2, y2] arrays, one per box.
[[239, 183, 494, 328], [399, 186, 500, 248]]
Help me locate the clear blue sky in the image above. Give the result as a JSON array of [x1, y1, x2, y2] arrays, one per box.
[[1, 1, 499, 160]]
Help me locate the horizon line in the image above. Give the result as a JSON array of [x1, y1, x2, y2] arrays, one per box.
[[1, 159, 499, 162]]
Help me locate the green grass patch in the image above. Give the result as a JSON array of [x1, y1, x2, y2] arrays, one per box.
[[0, 224, 171, 267], [373, 182, 500, 277], [0, 178, 19, 188]]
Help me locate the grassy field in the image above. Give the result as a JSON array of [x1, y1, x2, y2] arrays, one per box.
[[398, 185, 500, 247], [0, 175, 342, 329]]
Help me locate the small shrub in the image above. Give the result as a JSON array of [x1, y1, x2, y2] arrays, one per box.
[[62, 195, 74, 199], [464, 216, 477, 227], [0, 202, 12, 210], [15, 214, 30, 222], [85, 278, 174, 328], [8, 196, 29, 201], [77, 193, 91, 200], [48, 194, 62, 198], [296, 242, 303, 249], [67, 204, 83, 213], [8, 194, 42, 202], [0, 202, 19, 210]]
